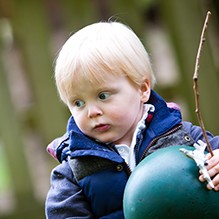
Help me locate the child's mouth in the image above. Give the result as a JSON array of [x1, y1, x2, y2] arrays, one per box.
[[94, 124, 110, 132]]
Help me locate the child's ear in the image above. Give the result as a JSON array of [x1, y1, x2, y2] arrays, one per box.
[[140, 79, 151, 103]]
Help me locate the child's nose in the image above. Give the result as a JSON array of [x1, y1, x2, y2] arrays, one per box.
[[87, 104, 103, 118]]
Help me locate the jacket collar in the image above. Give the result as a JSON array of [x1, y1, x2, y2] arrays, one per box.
[[147, 90, 181, 137]]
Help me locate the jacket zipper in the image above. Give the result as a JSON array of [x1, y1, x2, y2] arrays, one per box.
[[139, 123, 182, 162], [125, 123, 183, 177], [125, 163, 132, 176]]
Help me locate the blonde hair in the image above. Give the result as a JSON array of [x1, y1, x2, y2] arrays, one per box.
[[55, 21, 156, 104]]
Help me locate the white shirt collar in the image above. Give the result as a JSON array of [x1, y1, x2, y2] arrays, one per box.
[[115, 104, 155, 171]]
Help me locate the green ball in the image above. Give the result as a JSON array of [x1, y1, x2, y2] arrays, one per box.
[[123, 146, 219, 219]]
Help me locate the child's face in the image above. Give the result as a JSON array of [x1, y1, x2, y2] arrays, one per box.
[[67, 74, 150, 146]]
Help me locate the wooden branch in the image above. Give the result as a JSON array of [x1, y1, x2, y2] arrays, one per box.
[[193, 11, 214, 157]]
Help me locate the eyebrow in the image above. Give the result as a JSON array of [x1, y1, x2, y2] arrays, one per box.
[[96, 82, 119, 90], [67, 94, 78, 103]]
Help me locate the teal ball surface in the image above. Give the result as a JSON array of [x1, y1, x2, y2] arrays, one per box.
[[123, 146, 219, 219]]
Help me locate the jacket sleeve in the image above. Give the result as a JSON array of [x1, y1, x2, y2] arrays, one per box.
[[183, 121, 219, 150], [45, 161, 94, 219]]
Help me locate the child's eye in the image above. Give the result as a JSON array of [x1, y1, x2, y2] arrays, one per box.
[[99, 92, 110, 100], [74, 100, 85, 108]]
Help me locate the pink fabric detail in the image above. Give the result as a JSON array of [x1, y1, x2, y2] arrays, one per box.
[[47, 141, 58, 160], [167, 102, 181, 111]]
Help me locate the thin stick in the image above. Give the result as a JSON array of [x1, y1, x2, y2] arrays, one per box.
[[193, 11, 214, 157]]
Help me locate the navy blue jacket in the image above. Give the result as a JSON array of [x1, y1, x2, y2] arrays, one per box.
[[45, 90, 219, 219]]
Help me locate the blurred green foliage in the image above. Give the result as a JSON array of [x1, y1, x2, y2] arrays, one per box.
[[0, 144, 11, 192]]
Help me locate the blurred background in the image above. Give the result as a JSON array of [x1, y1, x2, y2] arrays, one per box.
[[0, 0, 219, 218]]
